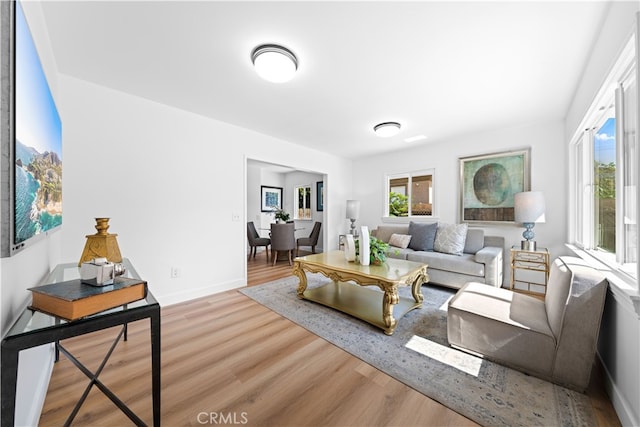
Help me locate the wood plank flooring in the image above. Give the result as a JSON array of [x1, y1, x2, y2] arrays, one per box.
[[38, 249, 621, 426]]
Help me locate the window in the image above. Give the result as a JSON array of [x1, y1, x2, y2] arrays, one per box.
[[570, 36, 637, 281], [386, 170, 434, 218], [294, 185, 312, 220]]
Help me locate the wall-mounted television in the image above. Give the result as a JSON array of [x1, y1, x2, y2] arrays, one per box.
[[1, 0, 62, 257]]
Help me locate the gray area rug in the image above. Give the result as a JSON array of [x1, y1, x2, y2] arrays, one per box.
[[240, 274, 596, 427]]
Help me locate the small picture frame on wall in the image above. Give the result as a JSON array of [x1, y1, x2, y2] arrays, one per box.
[[261, 185, 283, 212], [316, 181, 324, 211], [459, 148, 530, 223]]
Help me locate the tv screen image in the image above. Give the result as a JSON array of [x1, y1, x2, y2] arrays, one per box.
[[14, 1, 62, 247]]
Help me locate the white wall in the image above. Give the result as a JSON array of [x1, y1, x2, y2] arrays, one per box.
[[564, 3, 640, 426], [58, 74, 352, 306], [352, 119, 569, 287]]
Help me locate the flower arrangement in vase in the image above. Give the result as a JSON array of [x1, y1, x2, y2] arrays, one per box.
[[273, 208, 291, 223]]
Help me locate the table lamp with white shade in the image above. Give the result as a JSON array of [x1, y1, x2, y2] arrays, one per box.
[[514, 191, 546, 251], [346, 200, 361, 237]]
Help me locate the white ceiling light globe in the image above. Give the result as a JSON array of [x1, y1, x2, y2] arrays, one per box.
[[252, 44, 298, 83], [373, 122, 402, 137]]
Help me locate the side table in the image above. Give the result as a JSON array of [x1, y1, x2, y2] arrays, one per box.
[[1, 258, 160, 427], [510, 246, 550, 296]]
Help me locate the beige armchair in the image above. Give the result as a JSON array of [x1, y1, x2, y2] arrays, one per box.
[[447, 256, 608, 391]]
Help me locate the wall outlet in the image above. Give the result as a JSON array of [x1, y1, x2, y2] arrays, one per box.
[[232, 213, 241, 222], [171, 267, 181, 278]]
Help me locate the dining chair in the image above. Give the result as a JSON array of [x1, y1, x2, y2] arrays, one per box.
[[270, 223, 296, 266], [296, 221, 322, 256], [247, 221, 270, 262]]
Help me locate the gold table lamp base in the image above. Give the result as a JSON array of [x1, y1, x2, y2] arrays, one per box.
[[79, 218, 123, 266]]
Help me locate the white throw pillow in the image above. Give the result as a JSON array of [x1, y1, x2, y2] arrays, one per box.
[[434, 223, 468, 255], [389, 233, 412, 249]]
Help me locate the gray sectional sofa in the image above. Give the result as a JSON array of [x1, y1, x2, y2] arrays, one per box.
[[371, 223, 505, 288]]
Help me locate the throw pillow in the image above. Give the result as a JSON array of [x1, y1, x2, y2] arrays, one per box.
[[463, 228, 485, 254], [407, 221, 438, 251], [388, 233, 412, 249], [434, 223, 468, 255]]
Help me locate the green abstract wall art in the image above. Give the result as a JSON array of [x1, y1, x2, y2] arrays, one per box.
[[459, 148, 530, 223]]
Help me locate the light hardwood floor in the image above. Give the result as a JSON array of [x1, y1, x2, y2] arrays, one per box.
[[39, 249, 620, 426]]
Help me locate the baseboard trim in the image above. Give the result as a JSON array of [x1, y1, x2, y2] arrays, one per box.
[[157, 279, 245, 307], [597, 353, 638, 426]]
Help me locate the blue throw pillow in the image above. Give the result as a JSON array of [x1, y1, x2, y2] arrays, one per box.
[[408, 221, 438, 251]]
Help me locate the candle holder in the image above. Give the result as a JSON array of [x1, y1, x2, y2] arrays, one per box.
[[78, 218, 123, 266]]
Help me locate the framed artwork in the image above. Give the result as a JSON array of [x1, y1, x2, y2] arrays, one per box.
[[2, 1, 63, 257], [459, 148, 530, 223], [316, 181, 324, 211], [261, 185, 283, 212]]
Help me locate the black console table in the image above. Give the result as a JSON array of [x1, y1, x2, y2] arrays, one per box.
[[1, 259, 160, 426]]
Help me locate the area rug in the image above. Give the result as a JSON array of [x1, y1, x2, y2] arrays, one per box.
[[240, 274, 597, 427]]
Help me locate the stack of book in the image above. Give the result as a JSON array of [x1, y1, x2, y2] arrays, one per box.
[[29, 277, 147, 321]]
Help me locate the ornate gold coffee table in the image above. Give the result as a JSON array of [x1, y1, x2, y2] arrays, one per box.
[[293, 251, 429, 335]]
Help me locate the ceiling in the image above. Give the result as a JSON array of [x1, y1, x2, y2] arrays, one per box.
[[38, 1, 610, 159]]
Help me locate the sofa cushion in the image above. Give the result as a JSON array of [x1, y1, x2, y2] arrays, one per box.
[[407, 251, 484, 277], [463, 228, 484, 254], [386, 247, 412, 259], [434, 223, 468, 255], [372, 225, 409, 243], [408, 222, 438, 251], [389, 233, 412, 249]]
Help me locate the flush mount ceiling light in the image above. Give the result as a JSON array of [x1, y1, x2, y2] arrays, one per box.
[[373, 122, 401, 137], [251, 44, 298, 83]]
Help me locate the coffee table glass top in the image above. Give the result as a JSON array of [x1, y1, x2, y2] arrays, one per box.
[[295, 251, 426, 281]]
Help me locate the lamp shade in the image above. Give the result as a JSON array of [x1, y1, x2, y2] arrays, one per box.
[[346, 200, 361, 219], [514, 191, 546, 223]]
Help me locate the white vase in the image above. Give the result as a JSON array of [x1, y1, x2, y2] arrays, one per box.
[[344, 235, 356, 261], [360, 226, 370, 266]]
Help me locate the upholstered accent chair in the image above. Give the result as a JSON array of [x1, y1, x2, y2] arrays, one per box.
[[447, 256, 608, 392], [270, 223, 296, 266], [246, 222, 270, 262], [297, 221, 322, 256]]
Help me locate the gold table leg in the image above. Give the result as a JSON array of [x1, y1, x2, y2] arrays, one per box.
[[293, 261, 307, 298], [411, 266, 427, 303], [382, 287, 400, 335]]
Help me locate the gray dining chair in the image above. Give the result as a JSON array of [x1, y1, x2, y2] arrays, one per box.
[[297, 221, 321, 256], [247, 221, 270, 262], [270, 222, 296, 266]]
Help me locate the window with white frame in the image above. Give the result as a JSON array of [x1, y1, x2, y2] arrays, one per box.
[[570, 36, 638, 281], [386, 170, 434, 218], [294, 185, 312, 220]]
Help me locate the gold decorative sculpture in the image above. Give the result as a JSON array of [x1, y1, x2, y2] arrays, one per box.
[[78, 218, 123, 266]]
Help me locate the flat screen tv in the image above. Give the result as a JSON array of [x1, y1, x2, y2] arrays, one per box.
[[1, 0, 62, 257]]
